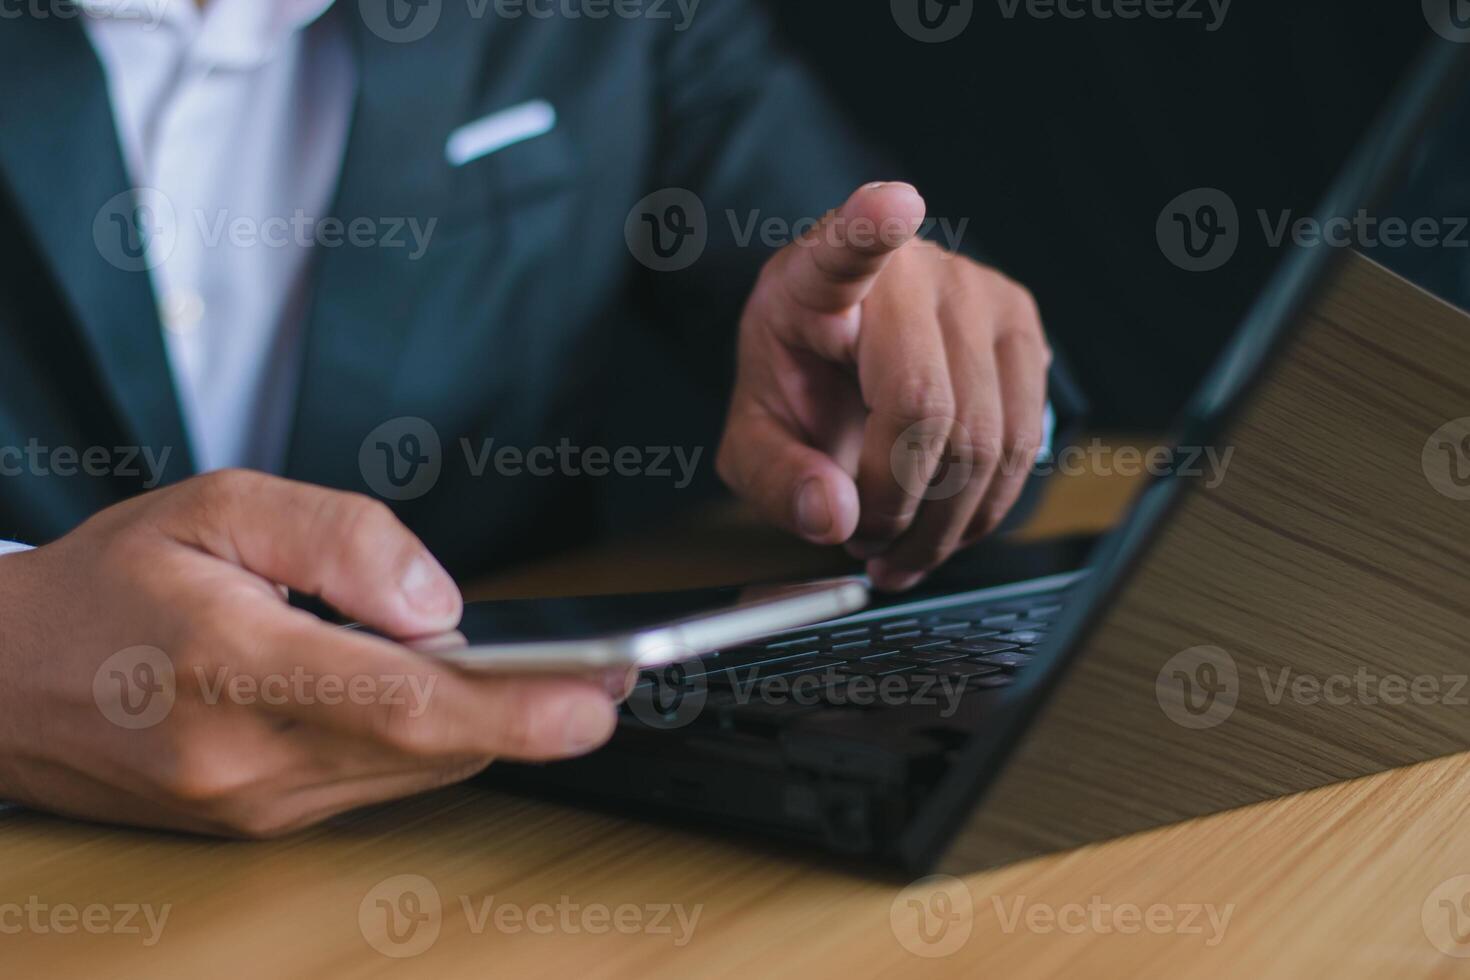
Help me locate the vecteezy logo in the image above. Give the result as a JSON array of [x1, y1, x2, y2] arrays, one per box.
[[890, 874, 973, 957], [93, 188, 177, 273], [891, 0, 973, 42], [359, 874, 443, 958], [359, 417, 442, 501], [359, 0, 442, 43], [626, 653, 708, 731], [624, 188, 708, 272], [1156, 646, 1239, 730], [1156, 188, 1239, 272], [891, 419, 975, 502], [92, 646, 176, 730], [1424, 0, 1470, 42], [1422, 418, 1470, 501], [1423, 875, 1470, 957]]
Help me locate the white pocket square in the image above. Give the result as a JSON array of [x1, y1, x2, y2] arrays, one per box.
[[445, 100, 558, 167]]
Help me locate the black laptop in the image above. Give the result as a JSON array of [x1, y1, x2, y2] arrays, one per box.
[[493, 29, 1470, 875]]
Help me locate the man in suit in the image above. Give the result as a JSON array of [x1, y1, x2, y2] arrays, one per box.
[[0, 0, 1051, 835]]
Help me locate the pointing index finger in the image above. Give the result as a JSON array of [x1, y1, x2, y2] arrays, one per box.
[[777, 182, 928, 316]]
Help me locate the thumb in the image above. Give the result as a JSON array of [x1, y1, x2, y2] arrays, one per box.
[[165, 471, 463, 639]]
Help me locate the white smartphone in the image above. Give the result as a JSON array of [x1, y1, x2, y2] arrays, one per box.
[[400, 577, 870, 673]]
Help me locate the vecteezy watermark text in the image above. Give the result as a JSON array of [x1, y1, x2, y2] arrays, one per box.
[[889, 875, 1234, 958], [359, 417, 707, 502], [93, 188, 439, 272], [0, 0, 170, 28], [994, 0, 1231, 31], [460, 438, 703, 489], [624, 188, 972, 273], [1158, 187, 1470, 272], [358, 875, 701, 958], [193, 210, 437, 260], [991, 894, 1234, 945], [0, 897, 171, 947], [92, 646, 440, 731], [358, 0, 701, 44], [0, 440, 172, 488], [1157, 646, 1470, 730]]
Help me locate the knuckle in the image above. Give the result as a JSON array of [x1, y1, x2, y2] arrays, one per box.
[[954, 422, 1004, 472], [186, 468, 258, 515], [159, 742, 259, 808], [887, 377, 956, 426], [322, 493, 402, 568], [492, 697, 543, 759], [372, 694, 447, 758], [175, 469, 266, 548], [998, 279, 1051, 355], [1004, 430, 1044, 469], [1008, 280, 1042, 325], [336, 493, 398, 543]]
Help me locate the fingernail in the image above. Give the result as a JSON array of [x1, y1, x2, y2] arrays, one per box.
[[603, 667, 639, 703], [564, 701, 615, 753], [796, 480, 832, 541], [865, 180, 920, 195], [402, 554, 459, 624], [870, 562, 924, 593]]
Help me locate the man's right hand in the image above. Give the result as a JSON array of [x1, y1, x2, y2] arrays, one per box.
[[0, 470, 620, 837]]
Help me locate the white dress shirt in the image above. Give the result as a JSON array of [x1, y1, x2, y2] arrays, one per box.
[[81, 0, 354, 474]]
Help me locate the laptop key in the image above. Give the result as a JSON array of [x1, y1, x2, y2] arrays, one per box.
[[831, 639, 873, 652], [766, 634, 821, 649], [837, 661, 909, 677], [928, 622, 972, 634], [830, 627, 872, 640], [706, 647, 818, 670], [879, 618, 921, 631], [995, 629, 1047, 645], [917, 662, 1003, 679], [851, 648, 903, 661], [971, 651, 1033, 670], [890, 637, 954, 651], [979, 613, 1021, 628], [940, 640, 1021, 656], [960, 630, 1002, 640], [897, 648, 970, 665], [1025, 604, 1064, 620]]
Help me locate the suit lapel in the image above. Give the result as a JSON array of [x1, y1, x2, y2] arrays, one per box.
[[0, 16, 194, 481], [285, 6, 489, 484]]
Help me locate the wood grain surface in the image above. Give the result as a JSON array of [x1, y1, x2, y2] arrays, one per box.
[[5, 313, 1470, 975], [941, 252, 1470, 871]]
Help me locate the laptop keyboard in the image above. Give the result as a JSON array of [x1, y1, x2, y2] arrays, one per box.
[[621, 585, 1072, 731]]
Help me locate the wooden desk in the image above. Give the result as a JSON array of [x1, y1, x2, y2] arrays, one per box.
[[5, 459, 1468, 979]]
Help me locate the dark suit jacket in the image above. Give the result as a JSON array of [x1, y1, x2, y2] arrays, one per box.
[[0, 1, 881, 577]]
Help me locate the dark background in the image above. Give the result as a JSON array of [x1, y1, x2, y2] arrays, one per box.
[[762, 1, 1435, 429]]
